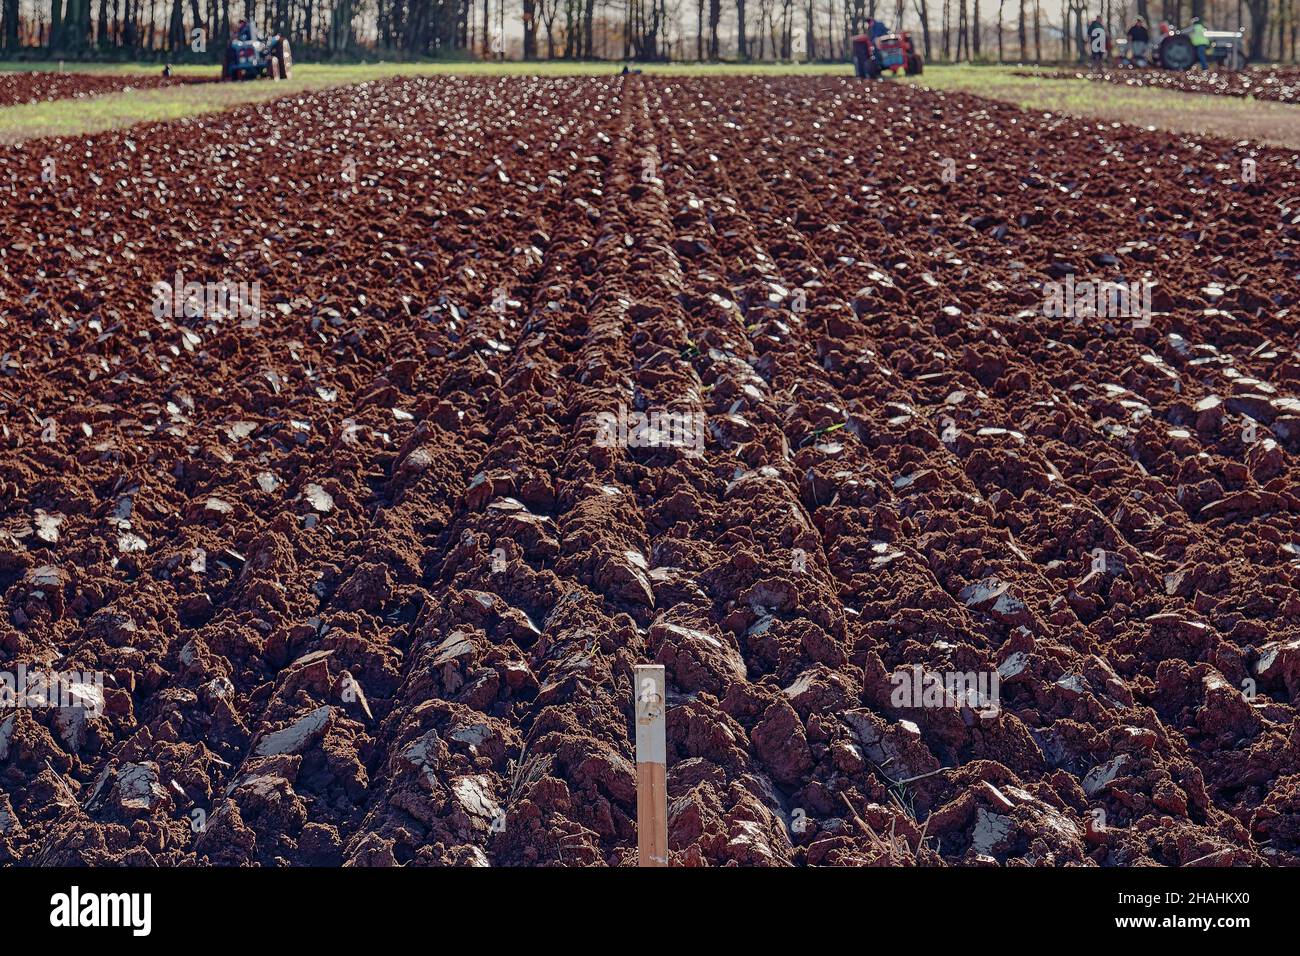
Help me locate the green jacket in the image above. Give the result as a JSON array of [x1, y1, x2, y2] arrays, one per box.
[[1189, 22, 1208, 45]]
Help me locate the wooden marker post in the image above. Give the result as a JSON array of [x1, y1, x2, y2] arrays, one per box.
[[634, 664, 668, 867]]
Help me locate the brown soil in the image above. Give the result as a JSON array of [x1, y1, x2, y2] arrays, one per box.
[[1, 74, 1298, 867], [0, 70, 209, 108], [1017, 65, 1300, 103]]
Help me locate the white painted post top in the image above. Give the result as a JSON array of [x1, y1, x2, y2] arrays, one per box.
[[634, 664, 666, 766]]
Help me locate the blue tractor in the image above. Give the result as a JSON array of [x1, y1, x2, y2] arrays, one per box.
[[222, 24, 292, 81]]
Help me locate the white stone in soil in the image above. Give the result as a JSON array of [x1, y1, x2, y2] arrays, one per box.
[[253, 705, 332, 757]]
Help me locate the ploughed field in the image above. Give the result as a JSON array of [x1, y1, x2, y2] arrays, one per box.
[[0, 70, 204, 108], [1017, 65, 1300, 103], [2, 73, 1300, 867]]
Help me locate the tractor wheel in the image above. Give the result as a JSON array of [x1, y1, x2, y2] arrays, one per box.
[[274, 39, 293, 80], [865, 56, 883, 79], [854, 53, 868, 78], [1158, 33, 1195, 70], [905, 54, 923, 75]]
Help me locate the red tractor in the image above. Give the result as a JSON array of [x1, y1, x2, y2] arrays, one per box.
[[852, 31, 923, 78]]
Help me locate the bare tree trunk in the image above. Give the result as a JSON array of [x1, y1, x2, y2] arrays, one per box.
[[523, 0, 536, 56], [1289, 0, 1296, 60], [1284, 0, 1294, 60], [61, 0, 94, 49], [1074, 0, 1086, 60], [1284, 0, 1290, 59], [1284, 0, 1292, 59], [537, 0, 555, 55], [738, 0, 747, 56], [913, 0, 931, 55], [1033, 0, 1040, 61], [1289, 0, 1294, 61], [328, 0, 352, 52], [4, 0, 19, 48], [50, 0, 64, 49]]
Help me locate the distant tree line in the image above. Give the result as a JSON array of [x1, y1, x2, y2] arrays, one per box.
[[0, 0, 1290, 63]]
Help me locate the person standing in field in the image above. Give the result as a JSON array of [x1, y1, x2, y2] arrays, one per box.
[[1127, 17, 1150, 66], [1189, 16, 1210, 70], [1087, 16, 1108, 67]]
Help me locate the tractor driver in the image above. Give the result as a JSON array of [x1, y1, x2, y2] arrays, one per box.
[[1188, 17, 1210, 70], [236, 18, 255, 41], [1126, 17, 1149, 66], [866, 17, 890, 40]]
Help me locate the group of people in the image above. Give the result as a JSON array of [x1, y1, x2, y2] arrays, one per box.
[[1087, 14, 1214, 69]]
